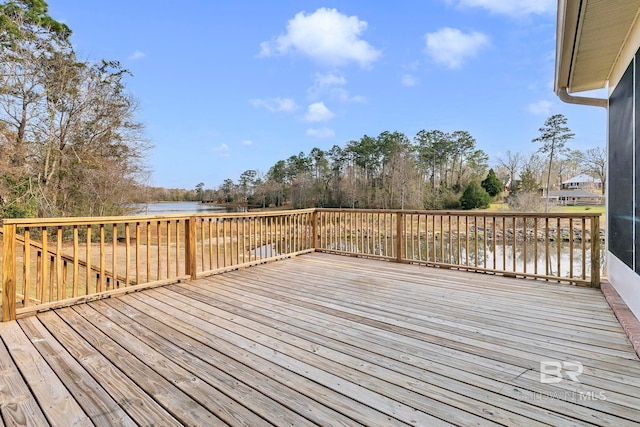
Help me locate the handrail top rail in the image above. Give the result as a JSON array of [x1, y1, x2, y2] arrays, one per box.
[[1, 207, 601, 227], [315, 208, 602, 219], [1, 208, 316, 227]]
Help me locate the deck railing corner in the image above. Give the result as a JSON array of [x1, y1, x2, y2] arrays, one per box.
[[2, 222, 16, 321]]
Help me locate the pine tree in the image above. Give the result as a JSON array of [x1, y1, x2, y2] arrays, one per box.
[[481, 169, 503, 197], [533, 114, 574, 212]]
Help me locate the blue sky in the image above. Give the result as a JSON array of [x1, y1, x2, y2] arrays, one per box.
[[47, 0, 606, 189]]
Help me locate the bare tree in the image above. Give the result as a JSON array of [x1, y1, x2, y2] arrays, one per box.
[[0, 1, 148, 217], [576, 147, 606, 194], [385, 147, 422, 209], [507, 192, 544, 213], [553, 152, 581, 188], [497, 150, 523, 191], [524, 152, 546, 186]]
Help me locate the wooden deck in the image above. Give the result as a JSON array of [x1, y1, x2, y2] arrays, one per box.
[[1, 252, 639, 426]]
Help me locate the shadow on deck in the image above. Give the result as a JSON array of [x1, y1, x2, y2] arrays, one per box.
[[1, 253, 639, 426]]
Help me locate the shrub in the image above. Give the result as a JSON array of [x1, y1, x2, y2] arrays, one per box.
[[460, 181, 491, 210], [424, 187, 461, 209], [442, 191, 461, 209]]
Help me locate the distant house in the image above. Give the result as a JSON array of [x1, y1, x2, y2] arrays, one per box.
[[502, 176, 513, 191], [560, 174, 602, 191], [545, 189, 602, 206]]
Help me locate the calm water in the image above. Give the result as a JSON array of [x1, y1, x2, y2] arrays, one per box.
[[134, 202, 228, 216], [329, 237, 605, 278]]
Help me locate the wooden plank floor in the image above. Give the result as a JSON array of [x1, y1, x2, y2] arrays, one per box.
[[1, 252, 640, 426]]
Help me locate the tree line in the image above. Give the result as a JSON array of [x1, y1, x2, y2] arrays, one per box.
[[197, 130, 492, 210], [0, 0, 148, 217], [199, 115, 606, 212]]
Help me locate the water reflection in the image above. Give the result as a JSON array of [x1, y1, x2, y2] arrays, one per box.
[[327, 237, 604, 279], [133, 202, 230, 215]]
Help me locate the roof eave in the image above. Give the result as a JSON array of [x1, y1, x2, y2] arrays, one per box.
[[554, 0, 581, 94], [555, 0, 607, 108]]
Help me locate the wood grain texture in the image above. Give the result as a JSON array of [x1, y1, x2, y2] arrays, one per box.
[[17, 316, 136, 427], [0, 333, 48, 426], [0, 321, 92, 426], [36, 310, 181, 426], [0, 253, 638, 426], [2, 224, 16, 321]]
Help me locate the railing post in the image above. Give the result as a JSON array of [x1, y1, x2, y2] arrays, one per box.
[[312, 209, 318, 251], [185, 217, 197, 280], [2, 223, 17, 321], [590, 215, 601, 288], [396, 212, 403, 263]]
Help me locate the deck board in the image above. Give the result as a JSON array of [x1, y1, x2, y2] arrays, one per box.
[[216, 264, 639, 374], [57, 306, 227, 426], [17, 316, 136, 427], [189, 260, 640, 424], [228, 264, 632, 353], [168, 281, 574, 426], [130, 287, 427, 426], [0, 321, 92, 427], [0, 331, 48, 426], [1, 252, 640, 426], [97, 297, 339, 427], [35, 310, 183, 426]]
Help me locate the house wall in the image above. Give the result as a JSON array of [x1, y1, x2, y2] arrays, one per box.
[[556, 196, 600, 206], [607, 20, 640, 320], [560, 182, 601, 190]]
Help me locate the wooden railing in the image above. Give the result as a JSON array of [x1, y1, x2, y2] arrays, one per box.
[[1, 209, 315, 321], [315, 209, 602, 287], [1, 208, 602, 321]]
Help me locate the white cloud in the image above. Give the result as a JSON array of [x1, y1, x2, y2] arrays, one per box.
[[453, 0, 554, 17], [308, 71, 345, 98], [425, 27, 489, 69], [313, 71, 347, 87], [304, 102, 335, 122], [401, 74, 419, 87], [259, 8, 381, 67], [306, 127, 335, 138], [404, 61, 421, 72], [332, 88, 366, 103], [527, 100, 553, 115], [212, 143, 230, 157], [129, 50, 146, 60], [241, 140, 253, 146], [307, 72, 365, 103], [249, 97, 298, 113]]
